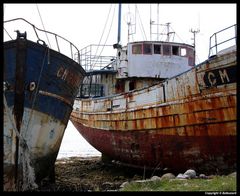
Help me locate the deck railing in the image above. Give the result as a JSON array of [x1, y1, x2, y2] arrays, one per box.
[[4, 18, 80, 64], [208, 24, 236, 57], [79, 44, 116, 71]]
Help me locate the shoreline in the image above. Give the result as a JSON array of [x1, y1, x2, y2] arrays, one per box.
[[38, 156, 143, 191], [36, 156, 236, 192]]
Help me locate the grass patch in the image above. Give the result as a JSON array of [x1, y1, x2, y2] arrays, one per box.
[[120, 175, 237, 192]]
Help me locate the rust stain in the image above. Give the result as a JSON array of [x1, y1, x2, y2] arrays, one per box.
[[70, 47, 237, 172], [72, 121, 236, 173]]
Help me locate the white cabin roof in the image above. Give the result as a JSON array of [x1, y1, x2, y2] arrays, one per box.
[[116, 40, 195, 79]]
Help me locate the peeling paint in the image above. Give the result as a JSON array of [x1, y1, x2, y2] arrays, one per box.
[[71, 48, 236, 173], [4, 28, 85, 191]]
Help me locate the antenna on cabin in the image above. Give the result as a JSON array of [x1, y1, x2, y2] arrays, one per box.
[[190, 28, 200, 65], [125, 11, 136, 43], [150, 4, 160, 41], [160, 23, 175, 42], [190, 28, 200, 47], [150, 21, 175, 41], [165, 22, 175, 42]]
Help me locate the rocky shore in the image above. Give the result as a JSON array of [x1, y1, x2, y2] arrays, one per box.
[[37, 156, 143, 191], [37, 156, 236, 192]]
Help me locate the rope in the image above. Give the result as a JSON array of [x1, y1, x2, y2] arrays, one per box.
[[136, 5, 147, 41], [93, 6, 116, 69], [4, 27, 13, 40], [36, 4, 51, 48], [92, 4, 113, 69], [92, 4, 116, 69], [171, 25, 184, 43], [3, 92, 28, 149], [4, 87, 38, 191], [16, 29, 49, 193], [3, 43, 48, 192]]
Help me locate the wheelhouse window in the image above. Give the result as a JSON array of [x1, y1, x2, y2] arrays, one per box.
[[143, 44, 152, 55], [132, 44, 142, 54], [180, 48, 187, 56], [163, 45, 171, 55], [172, 46, 179, 55], [154, 44, 162, 54], [132, 43, 152, 55]]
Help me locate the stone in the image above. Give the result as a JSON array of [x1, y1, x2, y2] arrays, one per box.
[[160, 173, 175, 180], [184, 169, 196, 179]]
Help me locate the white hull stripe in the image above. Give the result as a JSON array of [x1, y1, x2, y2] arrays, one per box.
[[39, 90, 72, 106]]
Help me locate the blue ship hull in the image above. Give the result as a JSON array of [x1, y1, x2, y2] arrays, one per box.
[[4, 37, 85, 191]]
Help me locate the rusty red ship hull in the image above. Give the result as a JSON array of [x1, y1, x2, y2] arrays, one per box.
[[72, 122, 236, 173], [70, 47, 236, 173]]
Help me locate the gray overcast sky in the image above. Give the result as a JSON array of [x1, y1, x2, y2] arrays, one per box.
[[4, 3, 236, 64]]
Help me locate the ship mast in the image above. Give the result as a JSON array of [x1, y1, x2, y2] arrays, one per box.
[[114, 3, 122, 49], [117, 4, 121, 44]]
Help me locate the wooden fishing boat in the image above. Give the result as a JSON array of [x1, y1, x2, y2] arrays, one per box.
[[3, 18, 86, 191], [70, 6, 236, 174]]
